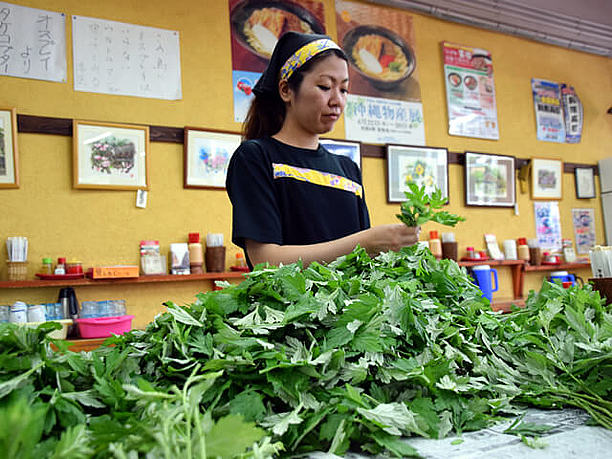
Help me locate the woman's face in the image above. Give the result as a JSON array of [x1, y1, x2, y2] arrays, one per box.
[[282, 54, 349, 136]]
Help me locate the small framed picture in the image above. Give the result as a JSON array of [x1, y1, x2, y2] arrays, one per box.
[[73, 120, 149, 190], [0, 107, 19, 188], [574, 166, 596, 199], [464, 151, 516, 207], [184, 128, 241, 189], [386, 145, 448, 203], [531, 157, 563, 200], [320, 139, 361, 169]]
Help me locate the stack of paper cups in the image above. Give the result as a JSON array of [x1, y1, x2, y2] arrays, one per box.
[[503, 239, 518, 260]]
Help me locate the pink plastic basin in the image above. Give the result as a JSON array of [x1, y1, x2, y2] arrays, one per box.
[[75, 315, 134, 338]]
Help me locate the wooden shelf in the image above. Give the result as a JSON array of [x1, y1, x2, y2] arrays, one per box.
[[491, 298, 526, 313], [523, 262, 591, 272], [458, 259, 525, 267], [0, 272, 247, 289]]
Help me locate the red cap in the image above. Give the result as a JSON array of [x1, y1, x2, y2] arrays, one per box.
[[58, 257, 66, 264], [140, 240, 159, 246], [517, 237, 527, 245], [429, 231, 439, 239], [188, 232, 200, 243], [466, 246, 474, 251]]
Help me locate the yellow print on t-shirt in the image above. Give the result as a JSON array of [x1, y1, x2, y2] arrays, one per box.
[[272, 163, 363, 198]]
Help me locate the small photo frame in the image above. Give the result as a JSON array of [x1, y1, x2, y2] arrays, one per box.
[[574, 166, 596, 199], [184, 128, 241, 189], [320, 139, 361, 169], [73, 120, 149, 190], [386, 145, 448, 203], [531, 157, 563, 200], [0, 107, 19, 188], [464, 151, 515, 207]]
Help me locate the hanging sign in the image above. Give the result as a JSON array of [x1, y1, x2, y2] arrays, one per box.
[[532, 78, 565, 143], [442, 42, 499, 140]]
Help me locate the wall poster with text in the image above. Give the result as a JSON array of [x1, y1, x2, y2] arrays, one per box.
[[228, 0, 326, 122], [442, 42, 499, 140], [532, 78, 565, 143], [534, 201, 562, 251], [572, 208, 596, 254], [335, 0, 425, 145]]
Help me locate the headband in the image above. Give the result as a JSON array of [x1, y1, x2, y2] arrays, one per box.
[[279, 38, 342, 82]]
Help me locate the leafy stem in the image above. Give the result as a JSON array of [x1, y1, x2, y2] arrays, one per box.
[[396, 182, 465, 227]]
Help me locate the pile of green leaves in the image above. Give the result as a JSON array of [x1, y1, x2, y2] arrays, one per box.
[[397, 182, 465, 227], [1, 244, 610, 458]]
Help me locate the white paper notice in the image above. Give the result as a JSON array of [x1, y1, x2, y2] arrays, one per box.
[[72, 15, 182, 100], [344, 94, 425, 145], [0, 2, 66, 82]]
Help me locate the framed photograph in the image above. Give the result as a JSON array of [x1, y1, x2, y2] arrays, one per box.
[[0, 108, 19, 188], [464, 151, 515, 207], [320, 139, 361, 169], [386, 145, 448, 203], [574, 167, 596, 199], [73, 120, 149, 190], [531, 157, 563, 200], [184, 128, 241, 189]]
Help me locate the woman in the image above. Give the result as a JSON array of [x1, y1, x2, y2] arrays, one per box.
[[226, 31, 419, 269]]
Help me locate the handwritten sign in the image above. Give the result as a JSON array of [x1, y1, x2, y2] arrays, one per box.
[[0, 2, 66, 82], [72, 15, 181, 100], [344, 94, 425, 145]]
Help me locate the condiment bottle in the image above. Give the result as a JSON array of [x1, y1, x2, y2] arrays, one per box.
[[54, 257, 66, 275], [66, 260, 83, 275], [429, 231, 442, 259], [517, 237, 530, 261], [466, 246, 475, 259], [188, 232, 204, 274], [40, 257, 53, 275], [235, 252, 247, 268]]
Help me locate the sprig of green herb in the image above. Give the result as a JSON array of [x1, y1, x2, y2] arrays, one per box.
[[396, 182, 465, 227]]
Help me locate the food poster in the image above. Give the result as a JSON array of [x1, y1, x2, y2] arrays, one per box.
[[229, 0, 327, 122], [561, 84, 583, 143], [572, 208, 596, 254], [532, 78, 565, 143], [335, 0, 425, 145], [442, 42, 499, 140], [534, 201, 562, 251]]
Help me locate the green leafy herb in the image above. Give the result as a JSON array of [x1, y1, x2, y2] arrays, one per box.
[[397, 182, 465, 227]]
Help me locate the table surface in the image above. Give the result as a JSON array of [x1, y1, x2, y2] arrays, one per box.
[[309, 408, 612, 459]]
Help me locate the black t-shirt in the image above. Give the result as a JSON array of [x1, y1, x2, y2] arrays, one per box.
[[226, 137, 370, 265]]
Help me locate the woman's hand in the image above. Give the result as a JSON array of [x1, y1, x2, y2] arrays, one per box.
[[360, 224, 421, 257]]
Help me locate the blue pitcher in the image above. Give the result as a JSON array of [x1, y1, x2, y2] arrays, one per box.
[[471, 265, 499, 303]]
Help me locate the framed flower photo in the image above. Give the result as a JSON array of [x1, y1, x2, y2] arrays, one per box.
[[73, 120, 149, 190], [0, 108, 19, 188], [320, 139, 361, 169], [184, 128, 241, 189], [574, 166, 596, 199], [464, 151, 515, 207], [386, 145, 448, 203], [531, 157, 563, 200]]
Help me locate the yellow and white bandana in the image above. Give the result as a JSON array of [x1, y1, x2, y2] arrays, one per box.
[[272, 163, 363, 198], [280, 38, 342, 81]]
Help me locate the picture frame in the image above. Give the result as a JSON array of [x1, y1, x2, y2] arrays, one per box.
[[464, 151, 516, 207], [0, 107, 19, 188], [73, 120, 149, 190], [184, 128, 241, 189], [386, 145, 448, 203], [574, 166, 596, 199], [531, 157, 563, 200], [320, 139, 361, 169]]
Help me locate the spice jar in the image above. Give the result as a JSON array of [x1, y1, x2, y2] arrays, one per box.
[[429, 231, 442, 259], [40, 257, 53, 275], [66, 260, 83, 275], [517, 238, 530, 261], [54, 257, 66, 275]]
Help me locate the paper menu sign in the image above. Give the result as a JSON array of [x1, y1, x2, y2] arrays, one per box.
[[442, 42, 499, 140]]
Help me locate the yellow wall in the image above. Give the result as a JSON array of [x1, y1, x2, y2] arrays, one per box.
[[2, 0, 611, 326]]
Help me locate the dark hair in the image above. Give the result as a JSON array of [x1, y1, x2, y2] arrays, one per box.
[[243, 49, 347, 140]]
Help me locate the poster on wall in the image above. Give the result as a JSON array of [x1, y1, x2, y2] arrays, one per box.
[[531, 78, 565, 143], [572, 208, 596, 254], [442, 42, 499, 140], [534, 201, 562, 251], [0, 1, 66, 82], [335, 0, 425, 145], [72, 15, 182, 100], [228, 0, 327, 122], [561, 84, 583, 143]]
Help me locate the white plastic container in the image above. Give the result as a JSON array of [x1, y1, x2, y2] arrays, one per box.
[[27, 304, 47, 322], [10, 301, 27, 323]]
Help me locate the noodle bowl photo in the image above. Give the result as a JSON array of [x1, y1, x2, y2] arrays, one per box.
[[343, 25, 415, 89], [231, 1, 324, 59]]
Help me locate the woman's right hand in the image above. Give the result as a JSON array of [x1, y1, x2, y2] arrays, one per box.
[[360, 224, 421, 256]]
